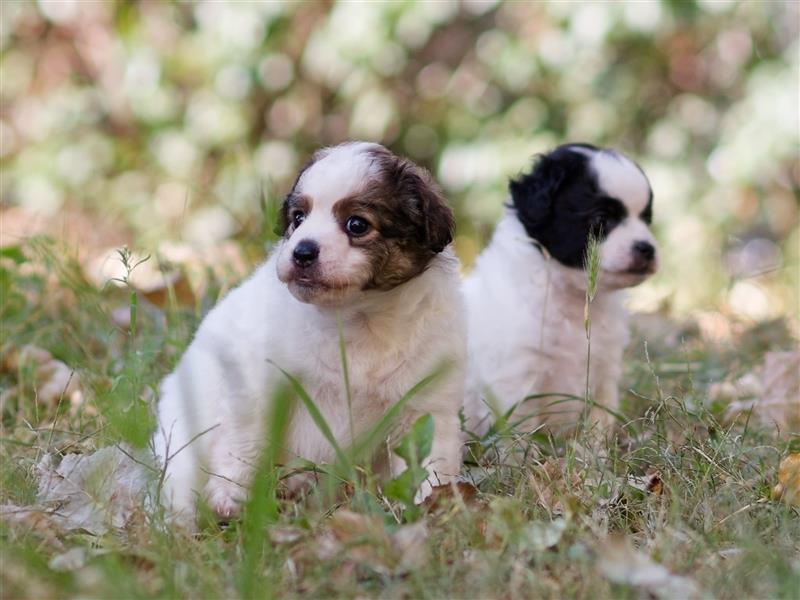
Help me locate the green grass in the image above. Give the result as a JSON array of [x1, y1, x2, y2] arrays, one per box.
[[1, 238, 798, 599]]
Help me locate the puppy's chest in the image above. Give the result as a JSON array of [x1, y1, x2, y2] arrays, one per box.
[[299, 335, 416, 408], [540, 309, 626, 377]]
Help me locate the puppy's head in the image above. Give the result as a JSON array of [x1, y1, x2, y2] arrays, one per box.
[[510, 143, 658, 289], [276, 142, 454, 306]]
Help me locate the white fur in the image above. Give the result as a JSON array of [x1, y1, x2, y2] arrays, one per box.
[[298, 141, 381, 201], [153, 144, 465, 524], [463, 214, 630, 435], [601, 216, 657, 277], [572, 146, 651, 215]]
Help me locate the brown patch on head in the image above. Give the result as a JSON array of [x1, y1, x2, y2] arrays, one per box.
[[279, 193, 312, 239], [277, 148, 330, 236], [332, 148, 455, 291]]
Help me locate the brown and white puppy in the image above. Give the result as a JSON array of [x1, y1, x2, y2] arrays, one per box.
[[153, 142, 466, 524]]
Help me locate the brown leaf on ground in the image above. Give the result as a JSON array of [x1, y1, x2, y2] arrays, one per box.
[[627, 470, 665, 496], [34, 447, 151, 535], [0, 504, 66, 549], [771, 453, 800, 506], [722, 351, 800, 433], [2, 345, 82, 408], [83, 247, 195, 308], [314, 509, 429, 576], [596, 535, 701, 599], [48, 547, 109, 572], [527, 459, 584, 516], [84, 241, 249, 308], [422, 481, 480, 512], [268, 525, 305, 545]]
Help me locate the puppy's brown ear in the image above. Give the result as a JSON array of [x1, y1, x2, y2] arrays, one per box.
[[417, 168, 454, 253], [395, 159, 455, 253]]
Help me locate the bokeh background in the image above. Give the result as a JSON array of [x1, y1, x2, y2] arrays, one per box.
[[2, 0, 798, 327]]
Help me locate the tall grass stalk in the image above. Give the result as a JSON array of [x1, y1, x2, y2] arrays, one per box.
[[582, 233, 601, 425], [111, 247, 150, 346]]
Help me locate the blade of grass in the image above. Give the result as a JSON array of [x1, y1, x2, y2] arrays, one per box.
[[267, 360, 353, 477], [349, 363, 449, 464], [238, 382, 294, 600], [337, 314, 355, 464]]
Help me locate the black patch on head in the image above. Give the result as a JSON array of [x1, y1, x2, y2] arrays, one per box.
[[510, 143, 644, 269], [640, 189, 653, 225]]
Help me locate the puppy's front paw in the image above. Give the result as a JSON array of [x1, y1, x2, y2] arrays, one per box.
[[204, 479, 246, 520]]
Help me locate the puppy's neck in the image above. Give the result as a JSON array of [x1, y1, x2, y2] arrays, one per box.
[[312, 248, 457, 341], [495, 212, 626, 313]]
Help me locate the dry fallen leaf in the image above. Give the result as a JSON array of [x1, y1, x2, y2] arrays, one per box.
[[2, 345, 82, 408], [723, 351, 800, 433], [0, 504, 66, 548], [84, 241, 248, 308], [527, 458, 584, 516], [268, 525, 305, 545], [316, 509, 429, 576], [35, 447, 151, 535], [422, 481, 480, 511], [48, 547, 108, 572], [596, 535, 701, 599], [84, 247, 195, 308], [771, 453, 800, 506], [521, 518, 567, 552], [389, 520, 429, 573], [627, 470, 665, 496]]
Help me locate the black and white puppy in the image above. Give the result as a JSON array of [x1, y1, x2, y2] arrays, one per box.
[[153, 142, 465, 523], [463, 143, 657, 434]]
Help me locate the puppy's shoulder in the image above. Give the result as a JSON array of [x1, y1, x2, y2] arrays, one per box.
[[192, 254, 286, 342]]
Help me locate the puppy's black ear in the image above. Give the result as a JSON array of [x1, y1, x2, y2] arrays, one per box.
[[509, 153, 566, 234], [398, 160, 454, 253]]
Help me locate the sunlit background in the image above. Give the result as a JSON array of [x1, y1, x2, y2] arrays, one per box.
[[2, 0, 798, 328]]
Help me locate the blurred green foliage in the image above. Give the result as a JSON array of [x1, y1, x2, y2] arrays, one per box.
[[1, 0, 797, 319]]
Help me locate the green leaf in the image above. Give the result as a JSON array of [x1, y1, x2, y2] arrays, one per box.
[[0, 246, 26, 264], [383, 468, 423, 506], [393, 413, 433, 466], [383, 414, 434, 509]]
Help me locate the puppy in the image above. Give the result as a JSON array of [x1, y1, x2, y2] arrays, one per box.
[[153, 141, 465, 523], [463, 143, 658, 435]]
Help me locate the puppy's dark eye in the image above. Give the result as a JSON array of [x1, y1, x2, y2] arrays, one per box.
[[292, 211, 306, 227], [345, 216, 370, 236]]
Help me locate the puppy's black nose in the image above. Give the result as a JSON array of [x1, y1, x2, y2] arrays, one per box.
[[292, 239, 319, 268], [633, 241, 655, 261]]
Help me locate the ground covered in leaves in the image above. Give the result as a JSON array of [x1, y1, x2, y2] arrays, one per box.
[[1, 240, 798, 600]]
